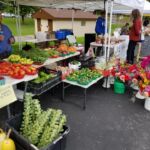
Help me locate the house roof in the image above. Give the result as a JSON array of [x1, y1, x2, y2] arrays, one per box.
[[32, 8, 97, 20]]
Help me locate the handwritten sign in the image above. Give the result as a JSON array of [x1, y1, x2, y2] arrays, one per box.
[[0, 85, 17, 108]]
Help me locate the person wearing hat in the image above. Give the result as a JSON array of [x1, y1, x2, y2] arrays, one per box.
[[0, 11, 15, 59]]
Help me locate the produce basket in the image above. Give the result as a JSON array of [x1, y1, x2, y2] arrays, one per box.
[[6, 114, 70, 150], [17, 68, 62, 95]]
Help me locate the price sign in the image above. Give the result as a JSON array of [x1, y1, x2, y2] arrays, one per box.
[[0, 85, 17, 108]]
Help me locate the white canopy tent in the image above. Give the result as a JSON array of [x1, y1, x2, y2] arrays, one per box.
[[6, 0, 145, 58], [10, 0, 145, 12], [113, 0, 150, 14]]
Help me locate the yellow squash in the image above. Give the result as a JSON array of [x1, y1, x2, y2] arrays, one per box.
[[1, 129, 16, 150], [0, 129, 6, 150]]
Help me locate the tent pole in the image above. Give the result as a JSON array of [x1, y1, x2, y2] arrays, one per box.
[[104, 0, 108, 63], [107, 0, 114, 61], [72, 9, 74, 34], [104, 0, 106, 12], [14, 1, 20, 49], [17, 3, 22, 50]]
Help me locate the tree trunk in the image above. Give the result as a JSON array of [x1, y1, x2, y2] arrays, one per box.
[[21, 15, 25, 24]]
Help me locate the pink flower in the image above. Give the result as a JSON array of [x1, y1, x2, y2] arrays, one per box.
[[145, 85, 150, 92], [144, 91, 149, 97], [115, 72, 121, 77], [132, 78, 138, 84], [119, 75, 125, 82], [141, 56, 150, 69]]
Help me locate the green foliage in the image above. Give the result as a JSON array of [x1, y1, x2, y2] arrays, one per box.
[[38, 110, 67, 148], [3, 0, 39, 23], [76, 36, 84, 44], [20, 94, 33, 138], [3, 18, 34, 36], [28, 109, 52, 145], [12, 47, 49, 63], [30, 100, 42, 122], [20, 94, 67, 148], [32, 71, 55, 84]]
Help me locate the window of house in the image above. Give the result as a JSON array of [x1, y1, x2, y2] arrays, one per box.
[[81, 20, 86, 26]]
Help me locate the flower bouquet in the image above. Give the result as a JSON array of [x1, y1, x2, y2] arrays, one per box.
[[110, 63, 140, 94], [141, 56, 150, 71], [138, 71, 150, 97]]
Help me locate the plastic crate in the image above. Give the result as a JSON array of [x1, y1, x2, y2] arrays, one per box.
[[17, 69, 62, 95], [55, 31, 66, 40], [6, 114, 70, 150]]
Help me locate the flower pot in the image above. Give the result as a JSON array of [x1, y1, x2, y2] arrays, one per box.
[[144, 97, 150, 111], [102, 77, 111, 88], [135, 91, 145, 99], [114, 79, 125, 94], [109, 76, 114, 85], [130, 84, 139, 91]]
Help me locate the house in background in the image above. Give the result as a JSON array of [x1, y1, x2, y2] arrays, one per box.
[[32, 8, 97, 37]]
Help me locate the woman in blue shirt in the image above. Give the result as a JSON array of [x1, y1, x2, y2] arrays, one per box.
[[0, 12, 15, 59]]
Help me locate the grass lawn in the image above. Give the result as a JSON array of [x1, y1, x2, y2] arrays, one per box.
[[3, 18, 34, 36], [76, 37, 84, 44]]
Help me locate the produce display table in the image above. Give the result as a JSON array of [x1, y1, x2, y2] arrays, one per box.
[[62, 76, 103, 110], [4, 74, 38, 86], [33, 51, 80, 68], [1, 52, 80, 118], [25, 38, 58, 44]]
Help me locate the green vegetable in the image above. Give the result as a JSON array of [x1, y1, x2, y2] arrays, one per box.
[[12, 48, 49, 63], [20, 94, 67, 148], [67, 68, 101, 85], [30, 100, 42, 122], [20, 94, 33, 138], [32, 71, 55, 84], [28, 109, 52, 145], [38, 110, 67, 148]]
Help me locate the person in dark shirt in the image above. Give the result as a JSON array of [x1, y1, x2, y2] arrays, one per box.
[[0, 12, 15, 59], [143, 19, 149, 27], [120, 23, 129, 35], [126, 9, 142, 64]]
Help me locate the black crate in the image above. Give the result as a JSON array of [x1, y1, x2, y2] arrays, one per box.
[[6, 114, 70, 150], [17, 69, 62, 95]]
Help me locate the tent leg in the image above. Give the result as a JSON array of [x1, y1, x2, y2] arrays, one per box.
[[107, 0, 114, 62]]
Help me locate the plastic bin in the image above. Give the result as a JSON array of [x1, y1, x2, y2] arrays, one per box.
[[17, 69, 62, 95], [6, 114, 70, 150], [55, 31, 66, 40], [114, 79, 125, 94], [55, 30, 73, 40]]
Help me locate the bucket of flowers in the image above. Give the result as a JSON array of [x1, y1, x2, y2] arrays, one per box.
[[139, 71, 150, 111], [110, 64, 139, 94], [132, 56, 150, 110], [111, 67, 129, 94]]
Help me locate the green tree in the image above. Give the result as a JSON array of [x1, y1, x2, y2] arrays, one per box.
[[19, 6, 38, 24], [0, 0, 39, 24]]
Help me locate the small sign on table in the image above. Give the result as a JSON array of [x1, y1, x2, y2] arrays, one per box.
[[0, 85, 17, 108]]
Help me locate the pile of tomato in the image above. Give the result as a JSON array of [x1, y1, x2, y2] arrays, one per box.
[[0, 62, 37, 79]]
